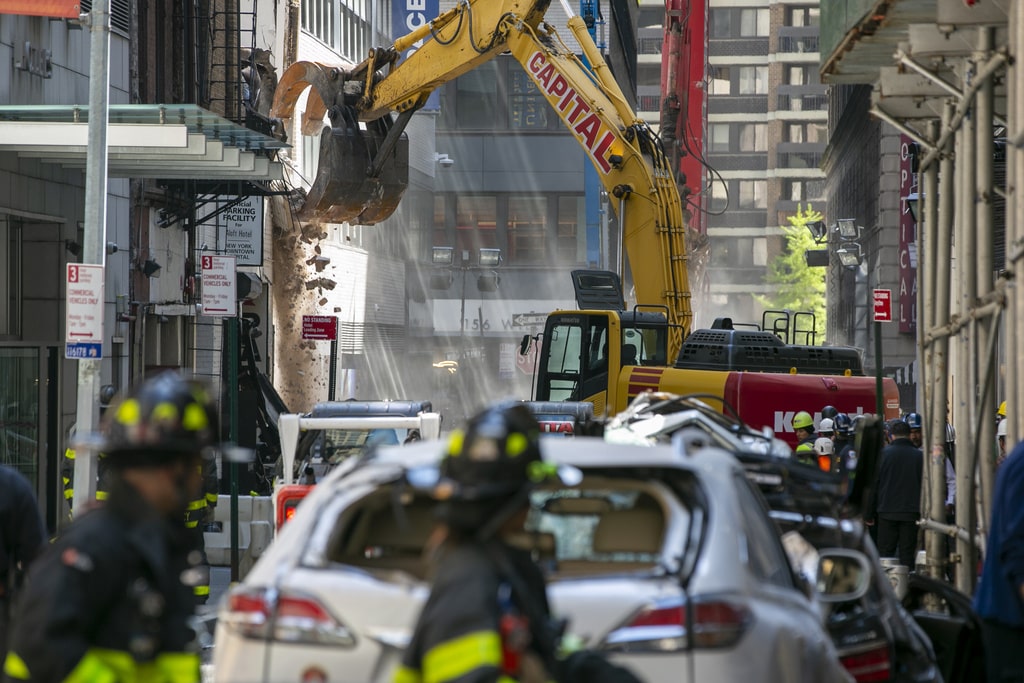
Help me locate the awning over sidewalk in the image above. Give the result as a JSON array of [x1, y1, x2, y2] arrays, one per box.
[[0, 103, 287, 181]]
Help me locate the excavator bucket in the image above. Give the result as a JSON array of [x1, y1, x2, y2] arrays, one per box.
[[270, 60, 410, 225], [302, 112, 409, 225]]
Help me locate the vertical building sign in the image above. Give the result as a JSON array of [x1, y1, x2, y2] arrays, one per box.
[[393, 0, 440, 111], [899, 134, 917, 334]]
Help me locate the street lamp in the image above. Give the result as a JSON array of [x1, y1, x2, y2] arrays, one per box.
[[428, 246, 503, 334], [836, 218, 861, 241]]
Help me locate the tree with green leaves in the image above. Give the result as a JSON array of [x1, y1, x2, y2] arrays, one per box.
[[757, 204, 826, 338]]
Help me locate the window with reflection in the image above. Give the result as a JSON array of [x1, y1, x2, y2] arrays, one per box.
[[509, 66, 550, 130], [456, 196, 497, 256], [456, 61, 501, 129], [508, 196, 547, 264], [557, 196, 583, 263]]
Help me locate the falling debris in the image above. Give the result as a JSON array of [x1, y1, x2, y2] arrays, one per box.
[[305, 277, 337, 291], [319, 298, 328, 306]]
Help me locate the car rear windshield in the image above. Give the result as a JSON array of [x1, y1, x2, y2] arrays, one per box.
[[322, 467, 704, 582]]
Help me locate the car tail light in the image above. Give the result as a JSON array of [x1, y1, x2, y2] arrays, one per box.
[[601, 595, 752, 653], [223, 587, 356, 647], [276, 484, 312, 529], [838, 642, 891, 683]]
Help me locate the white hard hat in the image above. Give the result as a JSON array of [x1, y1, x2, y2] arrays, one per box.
[[814, 437, 834, 456], [997, 419, 1007, 439], [818, 418, 835, 434]]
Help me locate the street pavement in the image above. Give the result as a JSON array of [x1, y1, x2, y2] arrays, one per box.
[[198, 565, 233, 681]]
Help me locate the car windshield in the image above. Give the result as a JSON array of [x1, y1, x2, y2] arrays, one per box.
[[321, 467, 702, 581], [305, 428, 407, 465]]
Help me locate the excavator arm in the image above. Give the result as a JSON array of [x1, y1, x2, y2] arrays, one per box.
[[271, 0, 692, 344]]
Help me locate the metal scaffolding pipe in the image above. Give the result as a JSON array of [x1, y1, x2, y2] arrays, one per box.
[[975, 26, 997, 537], [954, 83, 978, 593], [1008, 0, 1024, 449], [920, 49, 1008, 173], [870, 106, 937, 153], [898, 51, 964, 100], [918, 517, 984, 547], [924, 284, 1007, 344], [923, 115, 949, 581]]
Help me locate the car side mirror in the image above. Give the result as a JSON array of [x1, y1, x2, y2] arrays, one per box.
[[816, 548, 871, 603], [844, 415, 885, 515]]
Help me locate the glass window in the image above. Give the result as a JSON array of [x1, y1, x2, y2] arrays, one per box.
[[432, 195, 448, 251], [509, 65, 550, 130], [739, 124, 767, 152], [709, 123, 730, 152], [738, 180, 767, 209], [557, 196, 583, 263], [456, 196, 497, 255], [739, 66, 768, 95], [710, 178, 729, 212], [752, 237, 768, 266], [808, 123, 827, 143], [786, 6, 818, 27], [709, 9, 731, 38], [739, 8, 769, 37], [709, 67, 731, 95], [0, 348, 40, 486], [456, 62, 501, 129], [542, 322, 583, 401], [733, 474, 795, 588], [785, 122, 804, 143], [0, 218, 21, 336], [508, 196, 547, 264], [784, 179, 804, 201], [787, 66, 806, 86]]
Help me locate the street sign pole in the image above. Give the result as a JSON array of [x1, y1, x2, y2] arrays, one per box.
[[72, 0, 111, 516], [872, 289, 892, 416], [227, 313, 240, 582]]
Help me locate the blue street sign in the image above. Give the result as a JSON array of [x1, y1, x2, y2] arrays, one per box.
[[65, 342, 102, 360]]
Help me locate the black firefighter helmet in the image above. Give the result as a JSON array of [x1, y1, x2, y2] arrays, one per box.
[[99, 372, 219, 467], [434, 402, 548, 504]]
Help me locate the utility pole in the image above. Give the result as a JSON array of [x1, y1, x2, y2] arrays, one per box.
[[72, 1, 111, 515]]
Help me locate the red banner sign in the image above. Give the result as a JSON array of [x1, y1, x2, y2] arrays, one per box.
[[302, 315, 338, 341], [899, 134, 918, 334], [0, 1, 80, 18]]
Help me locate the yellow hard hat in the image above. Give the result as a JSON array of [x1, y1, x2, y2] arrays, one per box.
[[793, 411, 814, 430], [997, 401, 1006, 417]]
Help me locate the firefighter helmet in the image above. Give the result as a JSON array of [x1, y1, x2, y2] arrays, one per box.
[[434, 403, 545, 503], [100, 372, 219, 462], [792, 411, 814, 431], [833, 413, 854, 437], [905, 412, 923, 430], [821, 405, 839, 420]]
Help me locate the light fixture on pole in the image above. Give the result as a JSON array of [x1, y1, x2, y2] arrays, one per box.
[[904, 193, 920, 223], [835, 243, 863, 269], [836, 218, 861, 241], [431, 246, 454, 265], [806, 220, 827, 244]]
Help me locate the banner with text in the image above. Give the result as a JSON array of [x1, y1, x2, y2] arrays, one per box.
[[899, 134, 918, 334], [392, 0, 440, 111], [205, 195, 265, 266]]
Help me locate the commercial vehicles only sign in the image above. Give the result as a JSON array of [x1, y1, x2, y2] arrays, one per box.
[[201, 255, 237, 317], [65, 264, 104, 359]]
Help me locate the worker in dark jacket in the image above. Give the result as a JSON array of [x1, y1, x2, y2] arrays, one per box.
[[0, 466, 46, 658], [974, 436, 1024, 682], [3, 372, 217, 683], [867, 419, 923, 569], [395, 403, 639, 683]]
